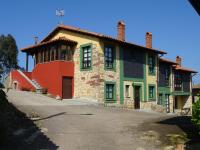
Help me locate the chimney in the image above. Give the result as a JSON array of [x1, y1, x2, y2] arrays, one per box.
[[34, 36, 38, 45], [146, 32, 152, 48], [176, 56, 182, 67], [117, 21, 125, 41]]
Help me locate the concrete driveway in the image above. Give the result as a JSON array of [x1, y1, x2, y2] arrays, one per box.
[[7, 90, 174, 150]]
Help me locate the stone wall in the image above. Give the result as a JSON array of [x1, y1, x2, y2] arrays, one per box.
[[51, 30, 121, 103]]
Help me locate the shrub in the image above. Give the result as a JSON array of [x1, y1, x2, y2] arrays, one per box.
[[191, 95, 200, 131]]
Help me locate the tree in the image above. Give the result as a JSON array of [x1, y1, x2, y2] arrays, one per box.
[[191, 95, 200, 131], [0, 34, 18, 81]]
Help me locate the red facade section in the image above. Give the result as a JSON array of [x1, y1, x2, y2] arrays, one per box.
[[11, 70, 35, 91], [32, 61, 74, 98], [23, 72, 32, 79]]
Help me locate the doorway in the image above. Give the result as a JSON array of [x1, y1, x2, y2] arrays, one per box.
[[134, 86, 141, 109], [62, 77, 72, 99]]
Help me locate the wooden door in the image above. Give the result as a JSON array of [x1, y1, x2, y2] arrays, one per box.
[[62, 77, 72, 99], [134, 86, 140, 109]]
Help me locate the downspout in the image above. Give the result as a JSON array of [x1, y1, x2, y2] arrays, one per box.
[[157, 54, 164, 104]]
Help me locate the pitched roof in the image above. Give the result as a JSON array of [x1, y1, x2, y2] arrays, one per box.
[[193, 84, 200, 89], [175, 66, 197, 73], [21, 37, 77, 52], [159, 57, 197, 73], [40, 24, 166, 54], [159, 58, 177, 65]]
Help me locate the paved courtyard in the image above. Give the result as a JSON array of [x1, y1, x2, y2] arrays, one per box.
[[7, 90, 182, 150]]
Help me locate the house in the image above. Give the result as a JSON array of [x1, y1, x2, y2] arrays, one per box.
[[158, 57, 197, 113], [10, 21, 197, 113], [192, 84, 200, 103]]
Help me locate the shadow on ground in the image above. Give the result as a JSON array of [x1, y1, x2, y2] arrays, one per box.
[[0, 89, 59, 150], [158, 116, 200, 150]]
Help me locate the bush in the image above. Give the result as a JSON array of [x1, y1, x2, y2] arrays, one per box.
[[191, 95, 200, 130]]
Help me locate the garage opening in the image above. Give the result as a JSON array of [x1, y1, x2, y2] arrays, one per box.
[[62, 77, 72, 99]]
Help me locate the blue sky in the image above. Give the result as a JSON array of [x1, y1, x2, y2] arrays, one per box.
[[0, 0, 200, 83]]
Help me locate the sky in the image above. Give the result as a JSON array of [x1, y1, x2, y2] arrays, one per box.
[[0, 0, 200, 83]]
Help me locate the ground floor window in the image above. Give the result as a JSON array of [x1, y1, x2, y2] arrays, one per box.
[[125, 85, 130, 98], [105, 83, 116, 101]]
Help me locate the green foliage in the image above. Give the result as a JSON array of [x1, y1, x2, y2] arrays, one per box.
[[0, 34, 18, 80], [191, 95, 200, 129]]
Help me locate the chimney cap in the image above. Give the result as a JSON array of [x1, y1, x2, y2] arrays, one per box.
[[118, 20, 125, 26], [146, 32, 152, 35]]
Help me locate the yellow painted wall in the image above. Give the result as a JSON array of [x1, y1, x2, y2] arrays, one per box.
[[146, 53, 158, 101], [49, 29, 121, 103]]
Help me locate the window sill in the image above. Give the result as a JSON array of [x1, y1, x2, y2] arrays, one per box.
[[105, 100, 116, 103], [148, 72, 156, 76], [148, 98, 156, 101]]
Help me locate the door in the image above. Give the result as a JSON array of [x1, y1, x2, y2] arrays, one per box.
[[62, 77, 72, 99], [134, 86, 140, 109], [165, 94, 170, 113]]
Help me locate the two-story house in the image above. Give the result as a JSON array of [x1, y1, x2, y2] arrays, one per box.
[[158, 56, 197, 113], [10, 21, 197, 113]]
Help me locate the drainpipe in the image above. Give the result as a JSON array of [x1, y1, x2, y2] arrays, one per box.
[[26, 53, 29, 72]]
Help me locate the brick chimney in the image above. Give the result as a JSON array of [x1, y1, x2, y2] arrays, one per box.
[[146, 32, 152, 48], [117, 21, 125, 41], [176, 56, 182, 67]]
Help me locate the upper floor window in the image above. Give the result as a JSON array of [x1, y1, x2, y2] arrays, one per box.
[[165, 68, 170, 86], [81, 45, 92, 69], [149, 85, 155, 100], [104, 46, 114, 69], [148, 55, 155, 74], [174, 72, 182, 91]]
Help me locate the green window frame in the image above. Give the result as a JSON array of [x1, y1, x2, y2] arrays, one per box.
[[148, 55, 155, 75], [148, 85, 156, 100], [80, 43, 92, 71], [158, 94, 162, 105], [165, 68, 170, 86], [105, 82, 116, 102], [104, 45, 116, 71]]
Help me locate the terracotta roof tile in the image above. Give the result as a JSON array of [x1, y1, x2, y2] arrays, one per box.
[[175, 66, 197, 73], [40, 25, 167, 54], [21, 37, 77, 52], [159, 58, 177, 64]]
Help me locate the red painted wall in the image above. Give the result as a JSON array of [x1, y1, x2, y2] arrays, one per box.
[[23, 72, 32, 80], [11, 70, 35, 91], [32, 61, 74, 98]]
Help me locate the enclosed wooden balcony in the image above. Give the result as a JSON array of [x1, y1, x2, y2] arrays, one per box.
[[21, 37, 77, 70]]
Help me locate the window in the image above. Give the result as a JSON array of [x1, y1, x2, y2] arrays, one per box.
[[174, 72, 182, 91], [106, 84, 114, 100], [149, 85, 155, 100], [165, 68, 170, 86], [81, 45, 92, 69], [105, 46, 114, 69], [51, 51, 55, 61], [125, 85, 130, 98], [148, 55, 155, 74], [61, 50, 67, 60]]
